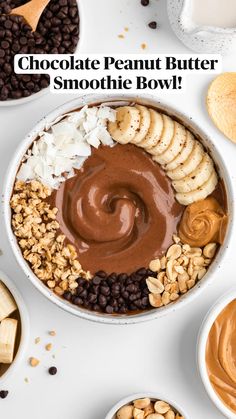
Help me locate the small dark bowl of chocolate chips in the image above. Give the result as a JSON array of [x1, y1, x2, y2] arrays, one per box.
[[0, 0, 82, 106]]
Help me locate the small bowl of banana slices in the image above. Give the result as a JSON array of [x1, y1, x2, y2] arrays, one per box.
[[4, 94, 234, 324], [0, 270, 29, 383]]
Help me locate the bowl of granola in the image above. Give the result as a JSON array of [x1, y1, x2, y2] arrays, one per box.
[[3, 94, 233, 324]]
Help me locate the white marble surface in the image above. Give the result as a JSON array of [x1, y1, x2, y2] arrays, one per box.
[[0, 1, 235, 418]]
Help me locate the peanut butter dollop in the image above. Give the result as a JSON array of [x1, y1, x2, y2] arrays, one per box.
[[178, 197, 227, 247], [49, 144, 183, 274], [206, 300, 236, 413]]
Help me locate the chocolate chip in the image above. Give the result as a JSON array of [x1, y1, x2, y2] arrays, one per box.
[[77, 277, 86, 286], [105, 305, 114, 314], [100, 286, 110, 296], [141, 0, 149, 5], [95, 270, 107, 278], [126, 284, 136, 293], [63, 291, 72, 301], [148, 21, 157, 29], [136, 267, 147, 276], [88, 293, 97, 304], [92, 275, 102, 285], [146, 269, 156, 276], [1, 40, 9, 49], [118, 290, 128, 301], [48, 366, 57, 375], [98, 295, 107, 307], [0, 390, 8, 399], [73, 296, 83, 306], [80, 289, 88, 299]]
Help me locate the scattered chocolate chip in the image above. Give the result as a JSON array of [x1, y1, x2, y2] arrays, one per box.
[[141, 0, 149, 6], [48, 366, 57, 375], [0, 390, 9, 399], [148, 21, 157, 29]]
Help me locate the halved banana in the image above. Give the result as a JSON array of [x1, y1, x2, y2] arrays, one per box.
[[176, 170, 218, 205], [153, 122, 186, 165], [167, 140, 204, 180], [0, 318, 18, 364], [130, 105, 151, 144], [139, 109, 163, 149], [172, 153, 214, 193], [163, 131, 195, 172], [147, 114, 174, 156], [108, 106, 140, 144]]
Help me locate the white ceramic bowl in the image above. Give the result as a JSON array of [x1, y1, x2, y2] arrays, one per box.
[[198, 289, 236, 418], [105, 392, 189, 419], [3, 93, 234, 325], [0, 270, 29, 384], [0, 0, 85, 108], [167, 0, 236, 54]]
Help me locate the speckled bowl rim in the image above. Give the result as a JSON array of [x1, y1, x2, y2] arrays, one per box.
[[3, 93, 234, 325], [198, 288, 236, 419], [0, 0, 85, 108], [104, 392, 189, 419], [0, 270, 29, 384]]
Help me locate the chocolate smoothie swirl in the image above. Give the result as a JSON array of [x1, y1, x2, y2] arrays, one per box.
[[49, 144, 183, 273]]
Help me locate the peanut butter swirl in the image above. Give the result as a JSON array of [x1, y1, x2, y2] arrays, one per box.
[[179, 197, 227, 247], [206, 300, 236, 413], [49, 144, 183, 274]]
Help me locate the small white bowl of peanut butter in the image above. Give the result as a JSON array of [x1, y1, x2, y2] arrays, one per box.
[[105, 392, 188, 419], [198, 288, 236, 418]]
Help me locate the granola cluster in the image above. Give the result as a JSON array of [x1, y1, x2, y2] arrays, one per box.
[[146, 235, 217, 308], [11, 180, 90, 296]]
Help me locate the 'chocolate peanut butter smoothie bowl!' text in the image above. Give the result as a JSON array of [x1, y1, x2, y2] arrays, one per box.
[[10, 103, 228, 315]]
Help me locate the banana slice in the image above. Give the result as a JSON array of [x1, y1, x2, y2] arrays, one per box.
[[0, 281, 17, 322], [153, 122, 186, 165], [0, 318, 18, 364], [176, 170, 218, 205], [167, 140, 204, 180], [164, 131, 195, 172], [147, 114, 174, 156], [172, 153, 214, 193], [130, 105, 151, 144], [108, 106, 140, 144], [139, 109, 163, 149]]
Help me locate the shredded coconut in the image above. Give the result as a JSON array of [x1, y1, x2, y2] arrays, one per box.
[[17, 105, 116, 189]]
